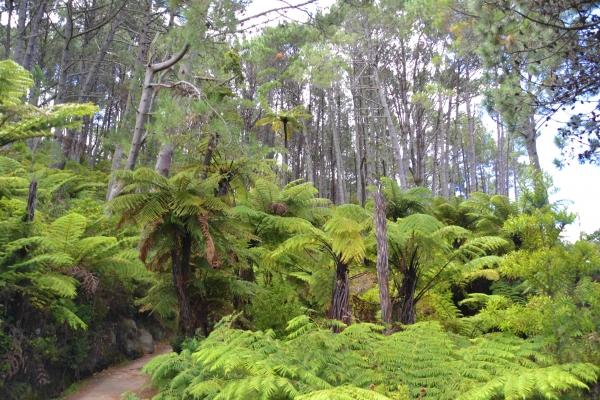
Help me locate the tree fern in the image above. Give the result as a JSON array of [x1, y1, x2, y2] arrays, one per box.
[[0, 60, 97, 147], [143, 316, 598, 400]]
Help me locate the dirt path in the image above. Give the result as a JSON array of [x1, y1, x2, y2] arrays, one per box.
[[65, 344, 172, 400]]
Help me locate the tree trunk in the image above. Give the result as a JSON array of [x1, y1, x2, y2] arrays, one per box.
[[522, 114, 541, 172], [22, 0, 47, 71], [26, 179, 38, 222], [171, 232, 194, 337], [123, 43, 190, 173], [49, 0, 73, 169], [336, 92, 348, 202], [282, 121, 289, 186], [12, 0, 27, 64], [373, 67, 406, 188], [374, 189, 391, 325], [56, 0, 73, 105], [351, 87, 365, 205], [329, 88, 346, 204], [302, 125, 314, 184], [399, 266, 417, 325], [106, 144, 123, 202], [4, 0, 13, 58], [496, 117, 506, 196], [155, 142, 174, 177], [465, 65, 478, 194], [330, 259, 351, 328], [201, 134, 218, 180]]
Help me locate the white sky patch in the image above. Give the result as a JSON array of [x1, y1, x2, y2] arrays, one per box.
[[537, 106, 600, 241], [242, 0, 336, 33]]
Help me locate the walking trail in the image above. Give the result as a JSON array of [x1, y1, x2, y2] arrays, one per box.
[[65, 344, 172, 400]]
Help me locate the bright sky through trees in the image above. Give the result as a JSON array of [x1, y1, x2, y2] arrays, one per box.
[[247, 0, 599, 241]]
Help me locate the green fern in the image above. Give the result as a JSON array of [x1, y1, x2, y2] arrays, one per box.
[[143, 316, 598, 400], [0, 60, 97, 147]]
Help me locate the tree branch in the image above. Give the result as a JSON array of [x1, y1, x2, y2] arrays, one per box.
[[151, 44, 190, 72], [238, 0, 318, 24]]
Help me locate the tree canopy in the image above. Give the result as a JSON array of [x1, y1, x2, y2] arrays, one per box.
[[0, 0, 599, 399]]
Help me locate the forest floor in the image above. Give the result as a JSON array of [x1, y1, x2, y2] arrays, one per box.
[[64, 344, 172, 400]]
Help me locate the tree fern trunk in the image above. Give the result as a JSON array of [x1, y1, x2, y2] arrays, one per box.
[[172, 232, 194, 337], [399, 267, 417, 325], [26, 179, 38, 222], [330, 259, 351, 329]]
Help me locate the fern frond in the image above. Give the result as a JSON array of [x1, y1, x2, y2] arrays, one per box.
[[47, 213, 87, 250], [296, 386, 391, 399]]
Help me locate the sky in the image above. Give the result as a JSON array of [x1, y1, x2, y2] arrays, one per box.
[[245, 0, 600, 240]]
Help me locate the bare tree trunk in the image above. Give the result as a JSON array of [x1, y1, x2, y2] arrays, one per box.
[[106, 144, 123, 202], [336, 91, 348, 202], [496, 117, 506, 196], [22, 0, 47, 71], [373, 68, 406, 188], [374, 189, 391, 325], [56, 0, 73, 105], [317, 91, 325, 195], [106, 1, 152, 198], [124, 44, 190, 172], [432, 99, 442, 195], [48, 0, 74, 169], [465, 66, 478, 195], [4, 0, 13, 58], [155, 142, 174, 177], [12, 0, 27, 64], [440, 96, 451, 199], [522, 114, 541, 172], [302, 125, 314, 183], [351, 88, 365, 205], [329, 88, 346, 204]]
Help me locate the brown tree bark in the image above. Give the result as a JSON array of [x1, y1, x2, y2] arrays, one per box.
[[374, 189, 392, 325], [26, 179, 38, 222], [330, 259, 351, 328], [171, 231, 194, 337]]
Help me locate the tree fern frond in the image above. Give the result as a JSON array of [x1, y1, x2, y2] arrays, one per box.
[[296, 386, 392, 400], [396, 214, 443, 236], [32, 273, 79, 299], [47, 213, 87, 249], [0, 156, 25, 174], [50, 302, 87, 329]]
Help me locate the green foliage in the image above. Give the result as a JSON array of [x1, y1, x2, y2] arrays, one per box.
[[144, 315, 598, 400], [375, 177, 433, 221], [0, 60, 97, 147]]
